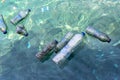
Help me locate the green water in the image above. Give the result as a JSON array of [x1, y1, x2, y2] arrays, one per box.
[[0, 0, 120, 80]]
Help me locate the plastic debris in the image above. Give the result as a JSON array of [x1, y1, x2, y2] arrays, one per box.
[[10, 9, 31, 25], [0, 14, 7, 34], [36, 40, 58, 62], [16, 24, 28, 36], [86, 26, 111, 43], [52, 32, 85, 65]]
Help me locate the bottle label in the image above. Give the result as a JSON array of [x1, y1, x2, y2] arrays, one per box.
[[60, 45, 70, 54]]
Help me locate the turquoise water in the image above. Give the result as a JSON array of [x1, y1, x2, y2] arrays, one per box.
[[0, 0, 120, 80]]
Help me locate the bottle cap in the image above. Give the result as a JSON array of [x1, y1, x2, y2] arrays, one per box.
[[3, 30, 7, 34], [24, 33, 28, 36], [107, 39, 111, 43], [28, 9, 31, 12], [54, 39, 58, 44], [81, 32, 85, 36]]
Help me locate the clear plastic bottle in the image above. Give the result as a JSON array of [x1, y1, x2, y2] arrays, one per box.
[[52, 32, 85, 65], [10, 9, 31, 25], [86, 26, 111, 43], [0, 15, 7, 34], [55, 32, 74, 53], [16, 24, 28, 36]]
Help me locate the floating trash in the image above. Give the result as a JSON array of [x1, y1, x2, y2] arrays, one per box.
[[0, 14, 7, 34], [52, 32, 85, 65], [86, 26, 111, 43], [10, 9, 31, 25], [36, 40, 58, 62], [16, 24, 28, 36]]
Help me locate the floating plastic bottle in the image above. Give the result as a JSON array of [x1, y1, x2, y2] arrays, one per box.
[[52, 32, 85, 65], [0, 15, 7, 34], [10, 9, 31, 25], [16, 24, 28, 36], [36, 40, 58, 62], [86, 26, 111, 43], [55, 32, 74, 53]]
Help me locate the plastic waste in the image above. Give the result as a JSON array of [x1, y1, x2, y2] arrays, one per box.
[[16, 24, 28, 36], [41, 6, 49, 12], [10, 9, 31, 25], [36, 40, 58, 62], [55, 32, 74, 53], [86, 26, 111, 43], [52, 32, 85, 65], [0, 15, 7, 34]]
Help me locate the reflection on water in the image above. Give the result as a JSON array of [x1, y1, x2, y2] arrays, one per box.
[[0, 0, 120, 80]]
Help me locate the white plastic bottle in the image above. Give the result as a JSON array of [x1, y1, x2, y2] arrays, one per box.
[[52, 32, 85, 65]]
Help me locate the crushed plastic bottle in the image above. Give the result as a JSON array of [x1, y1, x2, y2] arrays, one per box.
[[86, 26, 111, 43], [10, 9, 31, 25], [36, 40, 58, 62], [16, 24, 28, 36], [55, 32, 74, 53], [52, 32, 85, 65], [0, 15, 7, 34]]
